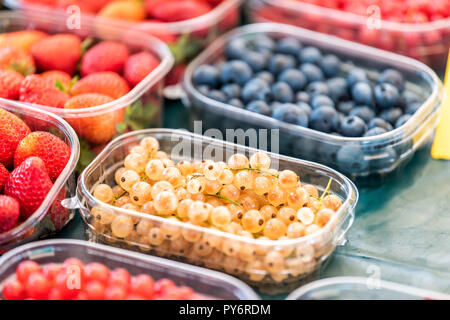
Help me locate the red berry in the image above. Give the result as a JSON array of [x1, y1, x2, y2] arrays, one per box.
[[104, 285, 127, 300], [130, 274, 154, 299], [0, 195, 20, 233], [84, 280, 106, 300], [54, 271, 82, 300], [19, 74, 70, 108], [0, 163, 10, 193], [108, 268, 131, 290], [16, 260, 41, 284], [154, 278, 175, 295], [47, 287, 63, 300], [124, 51, 159, 87], [42, 263, 62, 282], [84, 262, 110, 284], [81, 41, 130, 76], [0, 69, 24, 100], [126, 294, 145, 300], [2, 279, 26, 300], [0, 108, 31, 167], [26, 272, 51, 300]]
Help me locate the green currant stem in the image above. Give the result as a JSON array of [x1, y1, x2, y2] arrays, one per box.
[[205, 193, 242, 207], [226, 167, 279, 178], [319, 178, 333, 203], [112, 191, 128, 205]]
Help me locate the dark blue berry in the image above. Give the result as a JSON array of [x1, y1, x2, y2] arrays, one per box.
[[379, 68, 404, 91], [319, 54, 341, 77], [368, 146, 397, 171], [276, 37, 303, 56], [228, 98, 245, 109], [401, 90, 421, 106], [197, 85, 210, 95], [241, 78, 270, 103], [306, 81, 329, 97], [225, 38, 247, 60], [349, 106, 375, 123], [295, 101, 312, 116], [374, 83, 400, 109], [252, 35, 276, 52], [243, 52, 269, 72], [337, 144, 369, 174], [206, 89, 227, 103], [311, 95, 335, 109], [309, 106, 339, 133], [299, 46, 322, 64], [278, 69, 307, 92], [326, 77, 349, 102], [296, 91, 310, 104], [221, 60, 253, 85], [272, 103, 309, 127], [193, 65, 220, 88], [351, 82, 374, 106], [347, 68, 368, 88], [340, 116, 367, 137], [406, 102, 421, 115], [395, 114, 411, 128], [246, 100, 272, 116], [221, 83, 241, 99], [268, 54, 297, 75], [337, 101, 355, 115], [300, 63, 324, 82], [271, 82, 294, 103], [379, 108, 403, 126], [367, 118, 393, 131], [256, 71, 274, 84], [316, 140, 340, 164], [364, 127, 387, 137]]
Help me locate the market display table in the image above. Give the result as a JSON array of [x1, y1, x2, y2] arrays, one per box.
[[58, 101, 450, 299]]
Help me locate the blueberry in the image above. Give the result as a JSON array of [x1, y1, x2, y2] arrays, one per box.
[[326, 77, 349, 102], [316, 141, 340, 164], [347, 68, 368, 88], [306, 81, 329, 97], [268, 54, 297, 75], [295, 101, 312, 116], [363, 127, 387, 137], [278, 69, 307, 91], [309, 106, 339, 133], [337, 101, 355, 115], [374, 83, 400, 109], [197, 85, 210, 95], [349, 106, 375, 123], [252, 35, 276, 52], [311, 95, 335, 109], [367, 118, 393, 131], [246, 100, 272, 116], [225, 38, 247, 60], [351, 82, 374, 106], [242, 78, 270, 103], [206, 89, 227, 103], [276, 37, 303, 56], [379, 108, 403, 126], [401, 90, 421, 106], [228, 98, 245, 109], [296, 91, 310, 104], [193, 64, 220, 88], [340, 116, 367, 137], [272, 103, 309, 127], [395, 114, 411, 128], [379, 68, 404, 91], [299, 46, 322, 64], [368, 146, 397, 171], [300, 63, 324, 82], [319, 54, 341, 77], [221, 60, 253, 86], [337, 144, 369, 174], [221, 83, 241, 99], [406, 102, 421, 115], [271, 82, 294, 103], [256, 71, 274, 84], [243, 52, 269, 72]]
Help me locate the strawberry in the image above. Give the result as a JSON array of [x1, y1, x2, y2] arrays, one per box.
[[41, 70, 73, 88], [70, 71, 130, 99], [64, 93, 125, 144], [4, 157, 53, 220], [0, 108, 31, 167], [144, 0, 166, 16], [31, 34, 82, 75], [48, 188, 69, 230], [0, 30, 48, 53], [19, 74, 70, 108], [57, 0, 112, 13], [14, 131, 71, 182], [81, 41, 130, 76], [0, 69, 24, 100], [165, 64, 186, 86], [0, 196, 20, 233], [97, 0, 147, 22], [148, 0, 212, 22], [0, 163, 9, 192], [130, 21, 177, 43], [0, 46, 35, 76], [124, 51, 159, 87]]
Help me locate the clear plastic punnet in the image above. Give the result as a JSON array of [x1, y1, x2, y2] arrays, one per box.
[[0, 11, 174, 168], [246, 0, 450, 70], [0, 239, 259, 300], [286, 277, 450, 300], [0, 100, 79, 252], [183, 23, 444, 186], [75, 129, 358, 294]]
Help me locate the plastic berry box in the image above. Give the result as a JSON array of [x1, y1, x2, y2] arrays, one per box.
[[0, 11, 174, 168], [0, 239, 259, 300], [182, 23, 444, 186], [74, 128, 358, 294], [286, 277, 450, 300], [0, 100, 79, 253], [4, 0, 242, 95], [246, 0, 450, 71]]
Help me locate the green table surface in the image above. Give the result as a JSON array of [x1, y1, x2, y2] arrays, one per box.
[[57, 100, 450, 299]]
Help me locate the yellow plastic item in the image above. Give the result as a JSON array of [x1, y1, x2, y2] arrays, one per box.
[[431, 52, 450, 159]]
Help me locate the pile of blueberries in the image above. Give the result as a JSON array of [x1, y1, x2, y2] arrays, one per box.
[[192, 34, 424, 138]]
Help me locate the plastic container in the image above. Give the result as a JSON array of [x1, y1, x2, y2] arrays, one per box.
[[286, 277, 450, 300], [0, 239, 259, 300], [0, 11, 174, 169], [182, 23, 444, 186], [74, 128, 358, 294], [0, 100, 79, 252], [4, 0, 242, 95], [246, 0, 450, 71]]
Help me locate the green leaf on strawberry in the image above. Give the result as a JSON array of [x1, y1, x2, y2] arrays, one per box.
[[168, 33, 204, 64], [38, 216, 56, 233], [76, 138, 96, 174], [80, 37, 94, 56], [115, 99, 159, 135]]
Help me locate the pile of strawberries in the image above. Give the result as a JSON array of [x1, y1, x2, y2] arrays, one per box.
[[0, 30, 160, 144], [0, 108, 71, 235]]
